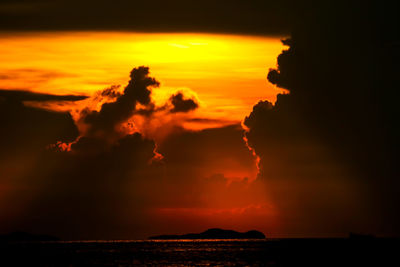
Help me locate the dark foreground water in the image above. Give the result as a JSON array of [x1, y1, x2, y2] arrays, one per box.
[[1, 238, 399, 266]]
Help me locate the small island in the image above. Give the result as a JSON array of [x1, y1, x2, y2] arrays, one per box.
[[149, 228, 266, 240]]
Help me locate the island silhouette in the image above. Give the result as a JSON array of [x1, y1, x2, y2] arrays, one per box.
[[149, 228, 266, 240]]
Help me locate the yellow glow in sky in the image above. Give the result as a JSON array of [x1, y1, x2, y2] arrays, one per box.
[[0, 32, 284, 127]]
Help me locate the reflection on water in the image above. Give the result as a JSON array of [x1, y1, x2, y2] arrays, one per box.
[[2, 240, 271, 266], [1, 239, 398, 266]]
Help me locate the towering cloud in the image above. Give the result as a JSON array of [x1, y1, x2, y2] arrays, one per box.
[[244, 2, 400, 236], [82, 66, 159, 135], [0, 66, 267, 239], [0, 68, 162, 239], [2, 1, 399, 239]]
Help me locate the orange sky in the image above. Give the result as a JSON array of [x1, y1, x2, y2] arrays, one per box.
[[0, 32, 284, 129], [0, 32, 290, 239], [0, 31, 380, 239]]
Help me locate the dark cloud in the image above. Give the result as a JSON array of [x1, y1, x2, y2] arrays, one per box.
[[2, 1, 400, 239], [158, 124, 256, 182], [169, 92, 198, 113], [82, 66, 159, 134], [0, 0, 293, 34], [244, 1, 400, 236], [0, 65, 263, 239], [3, 132, 160, 240], [0, 68, 165, 239], [97, 85, 122, 100], [0, 1, 398, 39], [0, 89, 88, 102], [132, 91, 199, 117], [0, 90, 82, 158], [1, 121, 262, 239]]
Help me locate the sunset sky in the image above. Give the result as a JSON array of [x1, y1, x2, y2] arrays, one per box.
[[0, 32, 284, 129], [0, 0, 399, 240]]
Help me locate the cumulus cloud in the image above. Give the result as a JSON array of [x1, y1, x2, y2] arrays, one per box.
[[169, 91, 199, 113], [97, 85, 122, 100], [1, 0, 398, 240], [158, 124, 256, 179], [244, 2, 400, 236], [76, 68, 200, 144], [0, 68, 164, 238], [7, 132, 160, 239], [0, 89, 85, 158], [1, 121, 266, 239], [0, 66, 267, 239], [82, 66, 160, 135]]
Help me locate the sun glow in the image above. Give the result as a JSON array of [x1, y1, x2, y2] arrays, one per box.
[[0, 32, 284, 128]]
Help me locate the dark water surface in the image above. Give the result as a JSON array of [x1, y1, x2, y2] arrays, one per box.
[[1, 238, 399, 266]]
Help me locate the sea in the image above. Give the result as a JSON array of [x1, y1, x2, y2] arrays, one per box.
[[1, 238, 399, 266]]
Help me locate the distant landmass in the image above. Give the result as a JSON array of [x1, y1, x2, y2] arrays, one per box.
[[149, 228, 266, 240], [0, 232, 60, 242]]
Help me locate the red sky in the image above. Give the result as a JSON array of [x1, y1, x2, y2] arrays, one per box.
[[0, 32, 286, 239], [1, 25, 398, 239]]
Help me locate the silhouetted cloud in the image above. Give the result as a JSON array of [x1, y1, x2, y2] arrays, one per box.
[[0, 89, 88, 102], [8, 132, 160, 240], [1, 121, 264, 239], [0, 65, 266, 239], [244, 1, 400, 236], [82, 66, 159, 134], [2, 0, 400, 239], [169, 92, 198, 113], [98, 85, 122, 99], [0, 72, 165, 238], [0, 89, 83, 158], [159, 124, 255, 178]]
